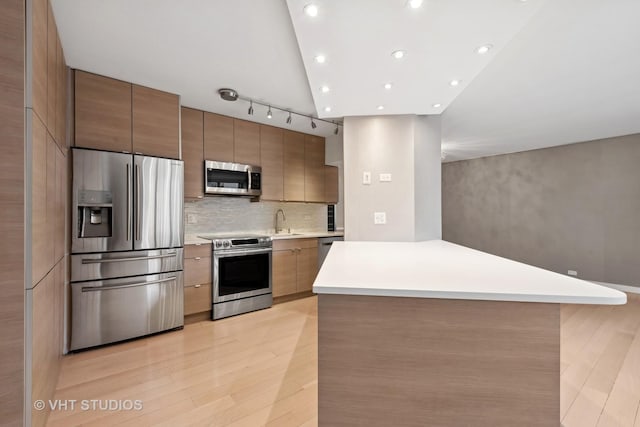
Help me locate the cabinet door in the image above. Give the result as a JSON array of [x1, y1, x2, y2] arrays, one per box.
[[181, 107, 204, 199], [47, 2, 57, 137], [132, 85, 179, 159], [324, 165, 339, 204], [184, 257, 211, 287], [296, 246, 319, 293], [56, 32, 67, 151], [75, 71, 132, 153], [184, 284, 212, 315], [272, 249, 298, 297], [304, 135, 326, 202], [54, 144, 66, 263], [204, 112, 234, 162], [283, 130, 305, 201], [259, 125, 284, 201], [31, 0, 47, 122], [234, 119, 260, 165]]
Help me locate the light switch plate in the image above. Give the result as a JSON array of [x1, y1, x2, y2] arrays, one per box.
[[363, 171, 372, 185], [374, 212, 387, 224], [379, 173, 392, 182]]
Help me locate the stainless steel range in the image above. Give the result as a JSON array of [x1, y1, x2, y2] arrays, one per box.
[[203, 234, 273, 320]]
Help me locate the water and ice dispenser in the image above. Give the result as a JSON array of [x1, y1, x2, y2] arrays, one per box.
[[77, 190, 113, 238]]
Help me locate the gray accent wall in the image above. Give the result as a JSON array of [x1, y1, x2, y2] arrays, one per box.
[[442, 133, 640, 288]]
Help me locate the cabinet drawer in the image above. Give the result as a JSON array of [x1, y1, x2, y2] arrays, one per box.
[[184, 283, 211, 315], [185, 243, 211, 259], [273, 238, 318, 251], [184, 257, 211, 286]]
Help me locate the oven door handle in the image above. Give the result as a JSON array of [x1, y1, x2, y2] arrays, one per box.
[[214, 248, 272, 257]]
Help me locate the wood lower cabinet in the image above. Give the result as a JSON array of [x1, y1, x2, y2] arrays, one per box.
[[181, 107, 204, 199], [204, 112, 234, 163], [75, 71, 132, 153], [184, 243, 212, 316], [259, 125, 284, 201], [304, 135, 326, 202], [284, 130, 305, 201], [233, 119, 260, 166], [324, 165, 339, 204], [132, 84, 179, 159], [272, 238, 319, 298]]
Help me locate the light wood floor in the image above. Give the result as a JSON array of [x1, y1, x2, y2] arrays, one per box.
[[47, 294, 640, 427]]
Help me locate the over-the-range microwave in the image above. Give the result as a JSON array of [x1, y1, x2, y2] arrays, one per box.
[[204, 160, 261, 197]]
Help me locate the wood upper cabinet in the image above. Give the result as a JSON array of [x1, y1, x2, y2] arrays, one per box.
[[181, 107, 204, 199], [132, 84, 180, 159], [75, 71, 132, 153], [304, 135, 325, 202], [324, 165, 339, 204], [272, 238, 319, 297], [46, 2, 57, 137], [55, 32, 67, 151], [259, 125, 284, 201], [204, 112, 234, 162], [283, 130, 305, 201], [234, 119, 260, 166]]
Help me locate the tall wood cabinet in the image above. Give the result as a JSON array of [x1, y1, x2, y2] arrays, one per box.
[[181, 107, 204, 199], [75, 71, 180, 159], [304, 135, 326, 202], [325, 165, 339, 204], [283, 130, 306, 201], [259, 125, 284, 201]]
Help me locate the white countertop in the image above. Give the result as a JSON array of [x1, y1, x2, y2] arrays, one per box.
[[313, 240, 626, 305], [184, 231, 344, 245]]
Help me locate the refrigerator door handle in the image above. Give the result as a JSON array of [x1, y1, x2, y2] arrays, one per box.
[[135, 164, 141, 241], [126, 163, 131, 241], [81, 277, 176, 293], [80, 253, 177, 264]]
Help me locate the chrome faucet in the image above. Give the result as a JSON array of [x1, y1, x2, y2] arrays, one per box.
[[275, 209, 286, 234]]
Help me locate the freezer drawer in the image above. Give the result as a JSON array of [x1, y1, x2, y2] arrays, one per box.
[[70, 272, 184, 351], [71, 248, 183, 282]]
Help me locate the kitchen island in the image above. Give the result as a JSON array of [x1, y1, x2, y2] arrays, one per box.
[[313, 240, 626, 427]]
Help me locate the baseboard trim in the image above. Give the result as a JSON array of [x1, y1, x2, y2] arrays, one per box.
[[591, 281, 640, 295]]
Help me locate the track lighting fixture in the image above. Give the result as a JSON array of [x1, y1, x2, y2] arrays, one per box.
[[217, 87, 342, 132]]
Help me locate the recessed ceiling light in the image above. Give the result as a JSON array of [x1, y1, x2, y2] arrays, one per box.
[[476, 44, 493, 54], [314, 54, 326, 64], [377, 105, 384, 110], [391, 50, 406, 59], [303, 4, 319, 17], [324, 106, 332, 112], [432, 103, 442, 108], [408, 0, 424, 8], [449, 79, 461, 87], [321, 85, 330, 93], [384, 83, 392, 90]]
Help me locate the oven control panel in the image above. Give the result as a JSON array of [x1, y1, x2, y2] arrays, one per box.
[[211, 236, 272, 251]]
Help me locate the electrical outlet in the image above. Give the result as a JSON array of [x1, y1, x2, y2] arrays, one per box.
[[187, 214, 197, 224], [374, 212, 387, 224], [363, 171, 371, 185], [379, 173, 392, 182], [568, 270, 578, 277]]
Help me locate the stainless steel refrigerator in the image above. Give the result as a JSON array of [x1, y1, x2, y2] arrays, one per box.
[[70, 148, 184, 351]]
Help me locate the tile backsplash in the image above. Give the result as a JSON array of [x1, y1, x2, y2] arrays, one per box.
[[185, 197, 328, 235]]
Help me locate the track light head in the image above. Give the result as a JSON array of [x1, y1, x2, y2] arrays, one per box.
[[286, 112, 292, 124], [248, 101, 254, 115], [267, 106, 272, 119], [334, 123, 339, 135], [311, 118, 317, 129]]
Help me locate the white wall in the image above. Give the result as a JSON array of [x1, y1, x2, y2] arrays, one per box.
[[344, 115, 417, 241], [414, 115, 442, 240]]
